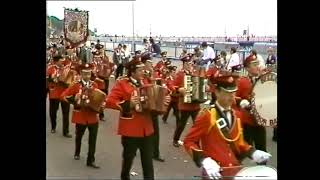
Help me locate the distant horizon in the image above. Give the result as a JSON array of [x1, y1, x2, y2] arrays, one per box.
[[47, 0, 277, 37]]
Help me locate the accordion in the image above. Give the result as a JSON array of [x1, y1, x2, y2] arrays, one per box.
[[78, 87, 106, 113], [140, 84, 168, 114]]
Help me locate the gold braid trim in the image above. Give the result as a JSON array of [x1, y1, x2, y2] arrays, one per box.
[[209, 108, 242, 142]]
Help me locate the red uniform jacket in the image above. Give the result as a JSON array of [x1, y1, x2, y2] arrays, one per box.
[[235, 77, 256, 126], [173, 70, 201, 111], [165, 75, 179, 102], [60, 81, 100, 125], [184, 106, 254, 177], [105, 78, 154, 137], [47, 65, 68, 100], [154, 60, 165, 72]]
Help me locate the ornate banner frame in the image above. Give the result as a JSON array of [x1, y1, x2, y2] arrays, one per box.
[[64, 8, 89, 48]]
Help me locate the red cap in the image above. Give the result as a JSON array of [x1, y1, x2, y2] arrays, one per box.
[[78, 63, 94, 73], [141, 52, 152, 63], [244, 54, 259, 67], [215, 74, 238, 92], [124, 56, 145, 70]]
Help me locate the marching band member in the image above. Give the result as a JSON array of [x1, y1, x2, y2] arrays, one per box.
[[172, 55, 201, 147], [154, 51, 169, 76], [61, 63, 102, 168], [235, 55, 268, 155], [206, 57, 224, 104], [46, 55, 72, 138], [141, 53, 165, 162], [184, 74, 271, 180], [162, 65, 179, 124], [105, 56, 170, 180]]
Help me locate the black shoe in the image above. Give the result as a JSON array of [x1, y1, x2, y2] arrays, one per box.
[[63, 134, 72, 138], [51, 129, 56, 133], [173, 141, 180, 147], [153, 156, 165, 162], [74, 155, 80, 160], [87, 162, 100, 169]]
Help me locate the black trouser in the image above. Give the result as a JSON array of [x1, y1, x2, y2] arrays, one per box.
[[121, 136, 154, 180], [116, 64, 124, 79], [173, 110, 200, 142], [74, 123, 99, 164], [49, 99, 70, 135], [99, 78, 109, 120], [151, 114, 160, 158], [243, 125, 267, 152], [162, 101, 179, 124]]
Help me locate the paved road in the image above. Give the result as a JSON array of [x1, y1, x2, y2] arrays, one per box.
[[46, 57, 277, 179]]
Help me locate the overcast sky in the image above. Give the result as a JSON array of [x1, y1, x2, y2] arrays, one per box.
[[47, 0, 277, 37]]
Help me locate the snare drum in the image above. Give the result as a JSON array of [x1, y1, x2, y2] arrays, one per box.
[[233, 166, 277, 180], [202, 165, 277, 180]]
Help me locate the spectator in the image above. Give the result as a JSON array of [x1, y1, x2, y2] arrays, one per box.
[[150, 38, 161, 57], [250, 49, 265, 69], [226, 47, 240, 71]]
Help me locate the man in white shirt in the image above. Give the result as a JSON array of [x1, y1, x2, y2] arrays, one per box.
[[200, 42, 215, 69], [226, 47, 240, 71]]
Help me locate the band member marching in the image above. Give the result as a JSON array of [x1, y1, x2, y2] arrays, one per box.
[[154, 51, 170, 77], [235, 55, 269, 155], [46, 55, 72, 138], [172, 55, 201, 147], [140, 52, 166, 162], [61, 63, 104, 168], [206, 56, 224, 104], [105, 56, 170, 180], [183, 74, 271, 180], [162, 65, 179, 124]]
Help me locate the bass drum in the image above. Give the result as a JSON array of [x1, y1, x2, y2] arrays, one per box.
[[250, 72, 277, 127], [234, 166, 277, 180]]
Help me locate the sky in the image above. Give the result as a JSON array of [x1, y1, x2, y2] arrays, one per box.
[[47, 0, 277, 37]]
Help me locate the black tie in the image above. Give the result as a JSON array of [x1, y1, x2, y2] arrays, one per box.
[[223, 110, 232, 128]]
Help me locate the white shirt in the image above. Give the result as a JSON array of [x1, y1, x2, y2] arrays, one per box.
[[216, 101, 232, 127], [82, 80, 90, 87], [202, 46, 215, 60], [256, 54, 266, 69], [226, 53, 240, 70], [124, 49, 131, 58]]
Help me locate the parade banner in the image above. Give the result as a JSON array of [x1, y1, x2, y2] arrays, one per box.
[[64, 8, 89, 47]]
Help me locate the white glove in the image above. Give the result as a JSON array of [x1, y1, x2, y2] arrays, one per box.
[[201, 157, 222, 179], [240, 99, 250, 109], [251, 150, 272, 163]]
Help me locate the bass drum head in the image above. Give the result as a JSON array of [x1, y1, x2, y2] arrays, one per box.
[[252, 72, 277, 126], [234, 166, 277, 180]]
